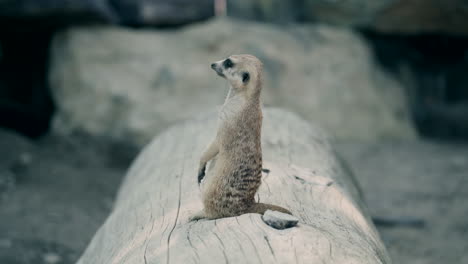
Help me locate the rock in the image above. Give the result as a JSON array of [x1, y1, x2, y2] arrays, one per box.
[[110, 0, 214, 26], [43, 252, 62, 264], [372, 0, 468, 36], [262, 210, 299, 229], [0, 170, 15, 199], [0, 0, 117, 24], [0, 238, 12, 249], [227, 0, 300, 23], [49, 18, 415, 146], [227, 0, 391, 25], [301, 0, 395, 26], [0, 129, 35, 198], [228, 0, 468, 36], [0, 0, 214, 27]]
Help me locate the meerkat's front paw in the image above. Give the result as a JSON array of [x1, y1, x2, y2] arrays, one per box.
[[197, 164, 206, 184], [189, 210, 207, 221]]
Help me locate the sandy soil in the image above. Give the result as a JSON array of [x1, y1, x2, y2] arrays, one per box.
[[0, 128, 467, 263]]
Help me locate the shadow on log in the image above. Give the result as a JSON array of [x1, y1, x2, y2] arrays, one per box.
[[77, 108, 391, 264]]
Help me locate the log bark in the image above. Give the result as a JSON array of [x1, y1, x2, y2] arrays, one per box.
[[77, 108, 391, 264]]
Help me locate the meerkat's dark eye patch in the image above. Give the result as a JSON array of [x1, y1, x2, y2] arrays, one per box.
[[242, 72, 250, 83], [223, 58, 234, 68]]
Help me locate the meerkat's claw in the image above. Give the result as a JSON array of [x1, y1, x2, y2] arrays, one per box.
[[197, 165, 206, 184]]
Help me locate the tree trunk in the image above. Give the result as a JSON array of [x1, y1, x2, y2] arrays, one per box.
[[77, 108, 391, 264]]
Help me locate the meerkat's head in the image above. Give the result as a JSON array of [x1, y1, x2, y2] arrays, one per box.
[[211, 54, 263, 98]]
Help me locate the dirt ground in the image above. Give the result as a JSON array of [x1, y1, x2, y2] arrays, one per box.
[[335, 140, 468, 264], [0, 129, 137, 264], [0, 128, 467, 263]]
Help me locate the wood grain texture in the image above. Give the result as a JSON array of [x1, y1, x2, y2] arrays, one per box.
[[77, 108, 391, 264]]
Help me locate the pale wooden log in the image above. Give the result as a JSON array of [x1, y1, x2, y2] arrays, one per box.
[[77, 108, 391, 264]]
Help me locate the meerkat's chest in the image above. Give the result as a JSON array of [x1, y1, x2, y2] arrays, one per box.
[[219, 96, 245, 119], [217, 96, 245, 133]]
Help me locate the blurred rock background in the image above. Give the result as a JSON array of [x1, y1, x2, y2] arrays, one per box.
[[0, 0, 467, 263]]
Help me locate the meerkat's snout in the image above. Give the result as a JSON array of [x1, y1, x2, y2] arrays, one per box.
[[210, 61, 225, 77]]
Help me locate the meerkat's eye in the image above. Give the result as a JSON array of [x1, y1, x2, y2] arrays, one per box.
[[242, 72, 250, 83], [223, 59, 233, 68]]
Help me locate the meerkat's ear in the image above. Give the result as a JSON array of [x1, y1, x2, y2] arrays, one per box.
[[242, 72, 250, 84]]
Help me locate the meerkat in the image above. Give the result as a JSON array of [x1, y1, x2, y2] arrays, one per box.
[[190, 54, 291, 221]]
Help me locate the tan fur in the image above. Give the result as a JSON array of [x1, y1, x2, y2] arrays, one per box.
[[190, 54, 291, 221]]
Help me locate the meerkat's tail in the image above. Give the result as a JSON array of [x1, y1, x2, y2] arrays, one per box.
[[249, 203, 292, 215]]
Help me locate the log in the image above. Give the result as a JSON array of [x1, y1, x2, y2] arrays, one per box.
[[77, 108, 391, 264]]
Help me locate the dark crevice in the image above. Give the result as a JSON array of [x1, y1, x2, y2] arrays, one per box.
[[263, 235, 276, 261], [186, 222, 200, 262], [236, 216, 264, 264], [362, 30, 468, 141], [0, 11, 111, 139], [143, 198, 155, 264], [166, 175, 182, 264], [0, 26, 55, 138], [212, 231, 229, 264]]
